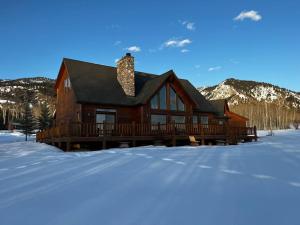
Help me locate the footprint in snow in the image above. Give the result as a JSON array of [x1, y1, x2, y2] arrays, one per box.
[[16, 165, 27, 169], [162, 158, 173, 161], [107, 151, 116, 154], [289, 182, 300, 188], [221, 169, 242, 175], [252, 174, 275, 180], [198, 165, 212, 169]]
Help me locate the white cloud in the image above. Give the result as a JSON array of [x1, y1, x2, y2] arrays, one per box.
[[126, 46, 141, 52], [164, 38, 192, 48], [181, 21, 196, 30], [234, 10, 262, 21], [208, 66, 222, 72], [195, 65, 201, 69], [114, 58, 119, 63], [114, 41, 121, 46], [181, 49, 189, 53]]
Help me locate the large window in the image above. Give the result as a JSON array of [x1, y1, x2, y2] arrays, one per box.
[[151, 114, 167, 130], [151, 85, 167, 110], [160, 85, 167, 109], [150, 85, 185, 111], [151, 115, 167, 124], [200, 116, 209, 125], [193, 116, 198, 124], [151, 95, 158, 109], [171, 116, 185, 124], [170, 87, 185, 111], [170, 87, 177, 110]]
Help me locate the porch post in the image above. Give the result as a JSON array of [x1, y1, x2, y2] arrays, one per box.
[[254, 126, 257, 141]]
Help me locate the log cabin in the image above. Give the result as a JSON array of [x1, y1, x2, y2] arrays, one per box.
[[210, 99, 249, 127], [37, 53, 257, 150]]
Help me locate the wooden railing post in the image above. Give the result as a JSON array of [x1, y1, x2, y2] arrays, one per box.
[[200, 124, 205, 145], [132, 121, 136, 137], [254, 125, 257, 141], [225, 123, 230, 145]]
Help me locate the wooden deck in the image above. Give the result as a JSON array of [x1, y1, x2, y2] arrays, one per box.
[[36, 122, 257, 151]]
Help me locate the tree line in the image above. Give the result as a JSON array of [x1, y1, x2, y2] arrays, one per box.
[[231, 102, 300, 130]]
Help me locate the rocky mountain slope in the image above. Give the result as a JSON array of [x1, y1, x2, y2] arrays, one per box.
[[199, 78, 300, 109], [0, 77, 55, 127]]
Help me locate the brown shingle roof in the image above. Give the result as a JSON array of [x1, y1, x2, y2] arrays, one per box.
[[63, 58, 218, 113]]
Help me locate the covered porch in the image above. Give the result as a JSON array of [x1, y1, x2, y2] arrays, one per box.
[[36, 122, 257, 151]]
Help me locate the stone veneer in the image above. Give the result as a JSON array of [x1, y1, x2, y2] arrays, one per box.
[[117, 53, 135, 96]]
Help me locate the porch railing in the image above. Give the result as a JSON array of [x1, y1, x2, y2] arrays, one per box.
[[36, 122, 257, 142]]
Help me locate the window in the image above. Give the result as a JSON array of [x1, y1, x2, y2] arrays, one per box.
[[170, 87, 185, 111], [151, 115, 167, 124], [200, 116, 209, 125], [193, 116, 198, 124], [171, 116, 185, 124], [150, 85, 185, 111], [96, 114, 115, 123], [96, 109, 116, 134], [170, 88, 177, 110], [64, 77, 71, 93], [151, 114, 167, 130], [178, 97, 185, 111], [151, 95, 159, 109], [160, 85, 167, 109]]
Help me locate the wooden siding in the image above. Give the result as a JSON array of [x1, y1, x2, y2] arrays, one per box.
[[55, 64, 81, 125], [81, 104, 142, 124]]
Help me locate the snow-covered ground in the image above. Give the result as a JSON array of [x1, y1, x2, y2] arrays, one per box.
[[0, 130, 300, 225]]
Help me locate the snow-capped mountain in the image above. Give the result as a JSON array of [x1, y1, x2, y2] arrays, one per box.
[[0, 77, 55, 106], [200, 78, 300, 109], [0, 77, 56, 128]]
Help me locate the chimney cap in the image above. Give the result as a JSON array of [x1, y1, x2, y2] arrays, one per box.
[[126, 52, 131, 57]]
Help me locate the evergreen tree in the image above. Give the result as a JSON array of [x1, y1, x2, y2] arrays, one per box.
[[20, 102, 36, 141], [38, 103, 52, 130]]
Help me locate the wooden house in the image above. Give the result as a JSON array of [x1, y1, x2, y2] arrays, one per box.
[[37, 53, 257, 150]]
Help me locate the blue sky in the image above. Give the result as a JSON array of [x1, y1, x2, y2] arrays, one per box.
[[0, 0, 299, 91]]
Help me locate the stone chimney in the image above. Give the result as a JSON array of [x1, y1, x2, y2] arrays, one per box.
[[117, 53, 135, 96]]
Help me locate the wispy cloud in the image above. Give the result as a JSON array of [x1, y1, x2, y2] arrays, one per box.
[[208, 66, 222, 72], [114, 58, 119, 63], [229, 59, 240, 64], [234, 10, 262, 21], [181, 21, 196, 30], [195, 65, 201, 69], [181, 49, 189, 53], [164, 38, 192, 48], [114, 41, 121, 46], [106, 24, 121, 30], [125, 46, 141, 52]]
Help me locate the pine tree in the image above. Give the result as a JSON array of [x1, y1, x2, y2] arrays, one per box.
[[38, 103, 52, 130], [20, 102, 36, 141]]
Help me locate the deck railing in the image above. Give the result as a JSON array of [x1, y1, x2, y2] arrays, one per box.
[[36, 122, 257, 142]]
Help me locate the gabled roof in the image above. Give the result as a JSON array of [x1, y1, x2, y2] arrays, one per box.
[[59, 58, 218, 112], [210, 99, 227, 116]]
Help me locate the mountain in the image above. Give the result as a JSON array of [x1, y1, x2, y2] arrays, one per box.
[[0, 77, 56, 128], [199, 78, 300, 109], [1, 76, 299, 130]]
